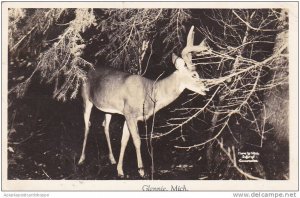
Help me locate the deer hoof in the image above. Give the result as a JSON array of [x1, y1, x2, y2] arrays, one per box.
[[78, 156, 85, 165], [117, 166, 124, 178], [138, 168, 145, 178], [109, 155, 116, 165], [117, 172, 125, 179]]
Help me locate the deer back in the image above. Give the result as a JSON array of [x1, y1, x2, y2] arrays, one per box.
[[86, 67, 158, 118]]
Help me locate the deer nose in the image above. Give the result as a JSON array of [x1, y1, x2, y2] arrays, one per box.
[[199, 81, 209, 92], [203, 86, 209, 92]]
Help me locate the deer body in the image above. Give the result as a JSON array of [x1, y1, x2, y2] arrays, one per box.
[[87, 67, 184, 120], [78, 26, 209, 178]]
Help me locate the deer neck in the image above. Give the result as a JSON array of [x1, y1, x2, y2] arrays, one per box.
[[152, 71, 184, 112]]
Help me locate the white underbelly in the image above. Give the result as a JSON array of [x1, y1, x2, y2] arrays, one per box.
[[96, 106, 123, 115]]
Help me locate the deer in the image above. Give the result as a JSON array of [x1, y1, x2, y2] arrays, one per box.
[[78, 26, 209, 178]]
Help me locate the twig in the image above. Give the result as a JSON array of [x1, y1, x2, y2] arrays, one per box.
[[203, 43, 287, 87], [174, 117, 229, 149], [10, 25, 37, 51], [141, 40, 154, 76], [232, 10, 277, 32], [8, 133, 35, 145], [41, 167, 52, 179], [153, 86, 220, 139]]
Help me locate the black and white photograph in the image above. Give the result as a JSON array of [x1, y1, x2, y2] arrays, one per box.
[[1, 1, 298, 191]]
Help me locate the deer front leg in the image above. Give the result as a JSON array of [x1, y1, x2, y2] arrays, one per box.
[[117, 121, 130, 177], [125, 117, 145, 177], [103, 114, 116, 164]]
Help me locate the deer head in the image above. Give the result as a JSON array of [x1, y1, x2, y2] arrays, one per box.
[[172, 26, 210, 95]]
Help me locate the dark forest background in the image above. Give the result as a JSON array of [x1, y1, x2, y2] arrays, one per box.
[[7, 8, 289, 180]]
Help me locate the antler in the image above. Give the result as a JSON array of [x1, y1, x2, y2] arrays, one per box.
[[181, 26, 210, 70]]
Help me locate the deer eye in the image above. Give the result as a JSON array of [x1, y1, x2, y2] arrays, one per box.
[[191, 72, 198, 78]]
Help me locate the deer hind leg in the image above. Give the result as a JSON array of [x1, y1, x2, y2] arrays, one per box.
[[102, 114, 116, 164], [125, 117, 145, 177], [117, 121, 130, 177], [78, 97, 93, 165]]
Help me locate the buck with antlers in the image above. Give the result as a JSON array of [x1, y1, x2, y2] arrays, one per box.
[[78, 26, 209, 178]]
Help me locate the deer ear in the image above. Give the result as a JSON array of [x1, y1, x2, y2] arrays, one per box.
[[172, 53, 186, 71]]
